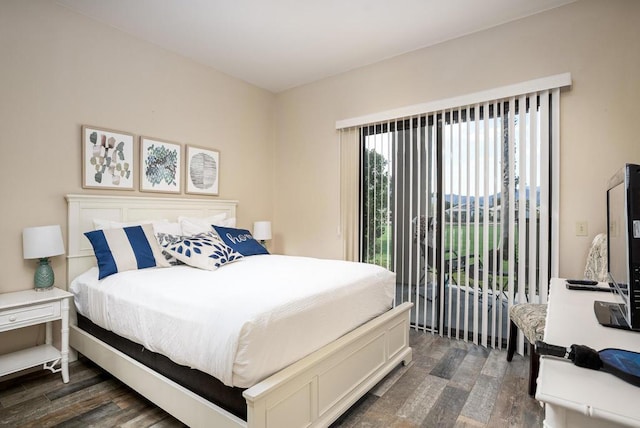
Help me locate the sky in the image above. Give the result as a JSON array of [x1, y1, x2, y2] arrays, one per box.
[[364, 112, 542, 200]]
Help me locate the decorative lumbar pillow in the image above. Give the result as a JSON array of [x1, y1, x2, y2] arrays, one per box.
[[212, 226, 269, 256], [178, 213, 228, 236], [163, 232, 243, 270], [155, 232, 184, 265], [84, 224, 170, 279]]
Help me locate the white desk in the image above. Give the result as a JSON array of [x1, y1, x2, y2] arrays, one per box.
[[536, 278, 640, 428]]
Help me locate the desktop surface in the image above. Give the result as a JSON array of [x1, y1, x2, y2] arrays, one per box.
[[537, 278, 640, 428]]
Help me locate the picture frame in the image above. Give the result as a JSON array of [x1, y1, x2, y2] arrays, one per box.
[[82, 125, 135, 190], [185, 145, 220, 196], [139, 136, 182, 194]]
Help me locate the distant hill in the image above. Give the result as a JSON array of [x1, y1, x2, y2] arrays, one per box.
[[444, 186, 540, 207]]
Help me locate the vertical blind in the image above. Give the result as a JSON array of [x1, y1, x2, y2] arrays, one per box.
[[338, 74, 570, 349]]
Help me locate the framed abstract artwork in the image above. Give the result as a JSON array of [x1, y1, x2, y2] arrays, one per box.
[[82, 125, 135, 190], [139, 136, 182, 194], [185, 145, 219, 196]]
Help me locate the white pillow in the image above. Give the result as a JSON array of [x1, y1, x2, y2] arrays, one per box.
[[219, 217, 236, 228], [163, 232, 243, 271], [92, 219, 114, 230], [152, 222, 185, 265], [152, 221, 182, 236], [178, 213, 228, 235]]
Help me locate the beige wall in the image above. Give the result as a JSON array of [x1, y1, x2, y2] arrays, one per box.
[[0, 2, 275, 352], [273, 0, 640, 279]]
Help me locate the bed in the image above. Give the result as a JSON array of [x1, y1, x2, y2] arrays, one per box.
[[66, 194, 413, 428]]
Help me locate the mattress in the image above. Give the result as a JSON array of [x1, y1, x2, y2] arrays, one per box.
[[76, 313, 248, 419], [70, 254, 395, 388]]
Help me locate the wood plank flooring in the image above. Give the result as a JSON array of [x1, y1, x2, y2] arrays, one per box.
[[0, 330, 543, 427]]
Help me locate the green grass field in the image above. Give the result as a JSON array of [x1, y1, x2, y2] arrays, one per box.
[[367, 223, 506, 266], [367, 222, 533, 290], [365, 221, 542, 298]]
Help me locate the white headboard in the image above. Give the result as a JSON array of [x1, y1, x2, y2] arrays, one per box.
[[66, 194, 238, 287]]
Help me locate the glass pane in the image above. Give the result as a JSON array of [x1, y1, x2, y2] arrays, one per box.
[[358, 96, 550, 345]]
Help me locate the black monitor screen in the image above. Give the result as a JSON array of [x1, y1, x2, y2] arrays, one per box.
[[604, 163, 640, 331], [608, 179, 630, 298]]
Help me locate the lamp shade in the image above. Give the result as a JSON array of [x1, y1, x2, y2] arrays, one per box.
[[253, 221, 272, 241], [23, 225, 65, 259]]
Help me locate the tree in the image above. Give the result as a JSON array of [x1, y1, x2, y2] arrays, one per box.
[[363, 147, 390, 262], [501, 108, 519, 260], [501, 108, 510, 259]]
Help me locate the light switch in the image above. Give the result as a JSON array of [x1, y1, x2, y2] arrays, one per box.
[[576, 221, 588, 236]]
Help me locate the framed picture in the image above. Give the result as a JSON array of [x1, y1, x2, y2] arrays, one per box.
[[139, 136, 182, 194], [185, 145, 219, 196], [82, 125, 134, 190]]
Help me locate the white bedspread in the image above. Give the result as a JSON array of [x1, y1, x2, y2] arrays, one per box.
[[70, 255, 395, 388]]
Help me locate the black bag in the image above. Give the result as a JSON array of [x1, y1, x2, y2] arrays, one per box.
[[536, 341, 640, 387]]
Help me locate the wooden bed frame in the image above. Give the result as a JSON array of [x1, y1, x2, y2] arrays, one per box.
[[66, 194, 413, 428]]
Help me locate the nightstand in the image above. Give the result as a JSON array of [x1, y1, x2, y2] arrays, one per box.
[[0, 287, 72, 383]]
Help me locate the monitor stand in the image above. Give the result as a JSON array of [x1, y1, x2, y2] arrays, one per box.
[[594, 300, 633, 330]]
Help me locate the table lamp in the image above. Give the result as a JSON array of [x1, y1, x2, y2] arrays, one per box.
[[253, 221, 272, 247], [23, 225, 65, 291]]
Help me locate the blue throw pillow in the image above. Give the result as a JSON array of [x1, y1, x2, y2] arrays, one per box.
[[85, 224, 169, 279], [212, 226, 269, 256]]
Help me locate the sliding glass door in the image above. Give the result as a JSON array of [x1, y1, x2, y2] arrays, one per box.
[[361, 116, 439, 332], [359, 93, 554, 347]]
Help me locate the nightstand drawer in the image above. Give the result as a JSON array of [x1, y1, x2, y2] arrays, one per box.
[[0, 301, 61, 331]]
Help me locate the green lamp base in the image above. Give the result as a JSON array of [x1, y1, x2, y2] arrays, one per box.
[[34, 258, 54, 291]]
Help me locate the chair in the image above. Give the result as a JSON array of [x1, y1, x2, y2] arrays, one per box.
[[506, 303, 547, 396], [413, 215, 469, 286], [466, 249, 513, 297], [506, 232, 607, 397], [583, 233, 608, 282]]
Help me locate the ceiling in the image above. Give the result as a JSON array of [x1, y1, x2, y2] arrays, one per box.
[[56, 0, 576, 93]]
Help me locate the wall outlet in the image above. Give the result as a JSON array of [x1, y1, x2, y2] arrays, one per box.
[[576, 221, 588, 236]]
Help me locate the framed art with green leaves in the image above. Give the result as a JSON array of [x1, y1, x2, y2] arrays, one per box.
[[81, 125, 134, 190], [139, 136, 182, 194]]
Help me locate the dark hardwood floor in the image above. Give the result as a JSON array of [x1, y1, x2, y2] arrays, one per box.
[[0, 330, 543, 427]]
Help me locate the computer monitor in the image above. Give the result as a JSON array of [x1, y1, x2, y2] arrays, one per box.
[[596, 163, 640, 330]]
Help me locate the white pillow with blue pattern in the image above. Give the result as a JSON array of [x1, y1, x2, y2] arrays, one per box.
[[155, 232, 185, 265], [162, 232, 243, 270]]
